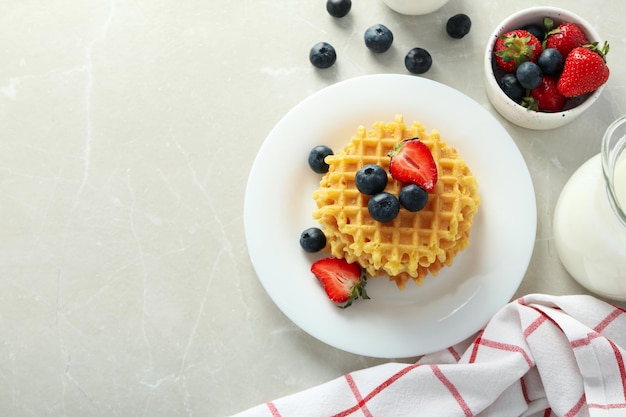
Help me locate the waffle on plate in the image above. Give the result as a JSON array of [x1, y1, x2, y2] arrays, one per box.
[[312, 115, 480, 289]]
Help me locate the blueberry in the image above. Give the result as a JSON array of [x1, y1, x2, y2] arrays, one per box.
[[364, 24, 394, 53], [399, 184, 428, 212], [368, 192, 400, 223], [446, 14, 472, 39], [326, 0, 351, 18], [405, 48, 432, 74], [498, 73, 525, 102], [520, 23, 545, 42], [355, 164, 388, 195], [516, 61, 542, 90], [309, 42, 337, 69], [538, 48, 564, 76], [308, 145, 334, 173], [300, 227, 327, 253]]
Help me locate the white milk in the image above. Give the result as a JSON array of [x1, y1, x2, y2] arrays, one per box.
[[553, 154, 626, 300]]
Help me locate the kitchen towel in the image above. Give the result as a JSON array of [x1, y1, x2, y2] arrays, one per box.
[[232, 293, 626, 417]]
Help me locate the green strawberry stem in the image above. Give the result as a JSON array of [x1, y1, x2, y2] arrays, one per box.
[[585, 41, 610, 62], [338, 272, 370, 309], [543, 17, 555, 33], [540, 17, 555, 48], [521, 95, 539, 111], [496, 33, 538, 64]]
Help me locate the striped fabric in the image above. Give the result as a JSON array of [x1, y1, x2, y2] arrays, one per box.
[[233, 294, 626, 417]]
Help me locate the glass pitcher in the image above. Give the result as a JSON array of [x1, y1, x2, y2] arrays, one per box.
[[553, 116, 626, 301]]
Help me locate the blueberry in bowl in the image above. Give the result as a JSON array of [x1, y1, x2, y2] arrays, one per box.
[[484, 7, 608, 130]]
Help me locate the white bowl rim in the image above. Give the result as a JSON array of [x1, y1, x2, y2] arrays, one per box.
[[381, 0, 449, 15], [484, 6, 605, 123]]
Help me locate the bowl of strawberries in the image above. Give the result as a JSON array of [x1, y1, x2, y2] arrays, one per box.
[[484, 7, 610, 130]]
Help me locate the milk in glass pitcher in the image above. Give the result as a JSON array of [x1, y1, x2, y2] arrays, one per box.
[[554, 117, 626, 301]]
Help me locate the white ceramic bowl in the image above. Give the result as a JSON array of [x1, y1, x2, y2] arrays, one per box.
[[484, 7, 605, 130], [381, 0, 449, 15]]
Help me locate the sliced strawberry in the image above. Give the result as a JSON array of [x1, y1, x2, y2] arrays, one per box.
[[388, 138, 438, 191], [493, 29, 542, 73], [310, 257, 369, 308], [557, 42, 610, 98], [545, 23, 589, 58]]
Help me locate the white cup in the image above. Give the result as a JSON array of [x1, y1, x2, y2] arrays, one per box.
[[381, 0, 449, 15]]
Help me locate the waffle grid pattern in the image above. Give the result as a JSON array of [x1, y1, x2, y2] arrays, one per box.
[[312, 116, 480, 289]]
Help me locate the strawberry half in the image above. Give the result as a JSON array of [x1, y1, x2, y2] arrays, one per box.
[[388, 138, 437, 191], [493, 29, 542, 73], [545, 22, 589, 58], [310, 257, 369, 308], [557, 42, 610, 98]]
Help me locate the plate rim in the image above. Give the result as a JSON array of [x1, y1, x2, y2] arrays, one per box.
[[244, 74, 537, 358]]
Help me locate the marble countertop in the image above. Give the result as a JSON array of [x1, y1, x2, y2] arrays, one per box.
[[1, 0, 625, 415]]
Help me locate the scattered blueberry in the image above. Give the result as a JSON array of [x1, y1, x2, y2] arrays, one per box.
[[308, 145, 334, 173], [520, 23, 545, 42], [498, 73, 525, 102], [446, 14, 472, 39], [300, 227, 327, 253], [326, 0, 352, 17], [368, 192, 400, 223], [364, 24, 394, 53], [309, 42, 337, 69], [405, 48, 432, 74], [516, 61, 542, 90], [355, 164, 388, 195], [538, 48, 564, 76], [398, 184, 428, 212]]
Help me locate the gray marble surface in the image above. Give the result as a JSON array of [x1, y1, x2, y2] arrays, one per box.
[[1, 1, 625, 416]]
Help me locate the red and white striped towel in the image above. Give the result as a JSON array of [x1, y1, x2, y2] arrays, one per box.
[[233, 294, 626, 417]]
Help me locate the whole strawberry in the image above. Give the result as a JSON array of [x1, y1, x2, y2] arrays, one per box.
[[494, 29, 542, 73], [524, 76, 567, 112], [557, 42, 610, 98], [545, 22, 589, 58]]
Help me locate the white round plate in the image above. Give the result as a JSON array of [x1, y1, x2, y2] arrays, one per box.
[[244, 74, 536, 359]]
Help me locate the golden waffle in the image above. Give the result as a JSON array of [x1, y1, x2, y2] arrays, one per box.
[[312, 115, 480, 289]]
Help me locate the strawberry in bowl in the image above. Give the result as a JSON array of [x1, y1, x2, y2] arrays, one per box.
[[484, 7, 609, 130], [558, 42, 610, 98], [493, 29, 543, 74]]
